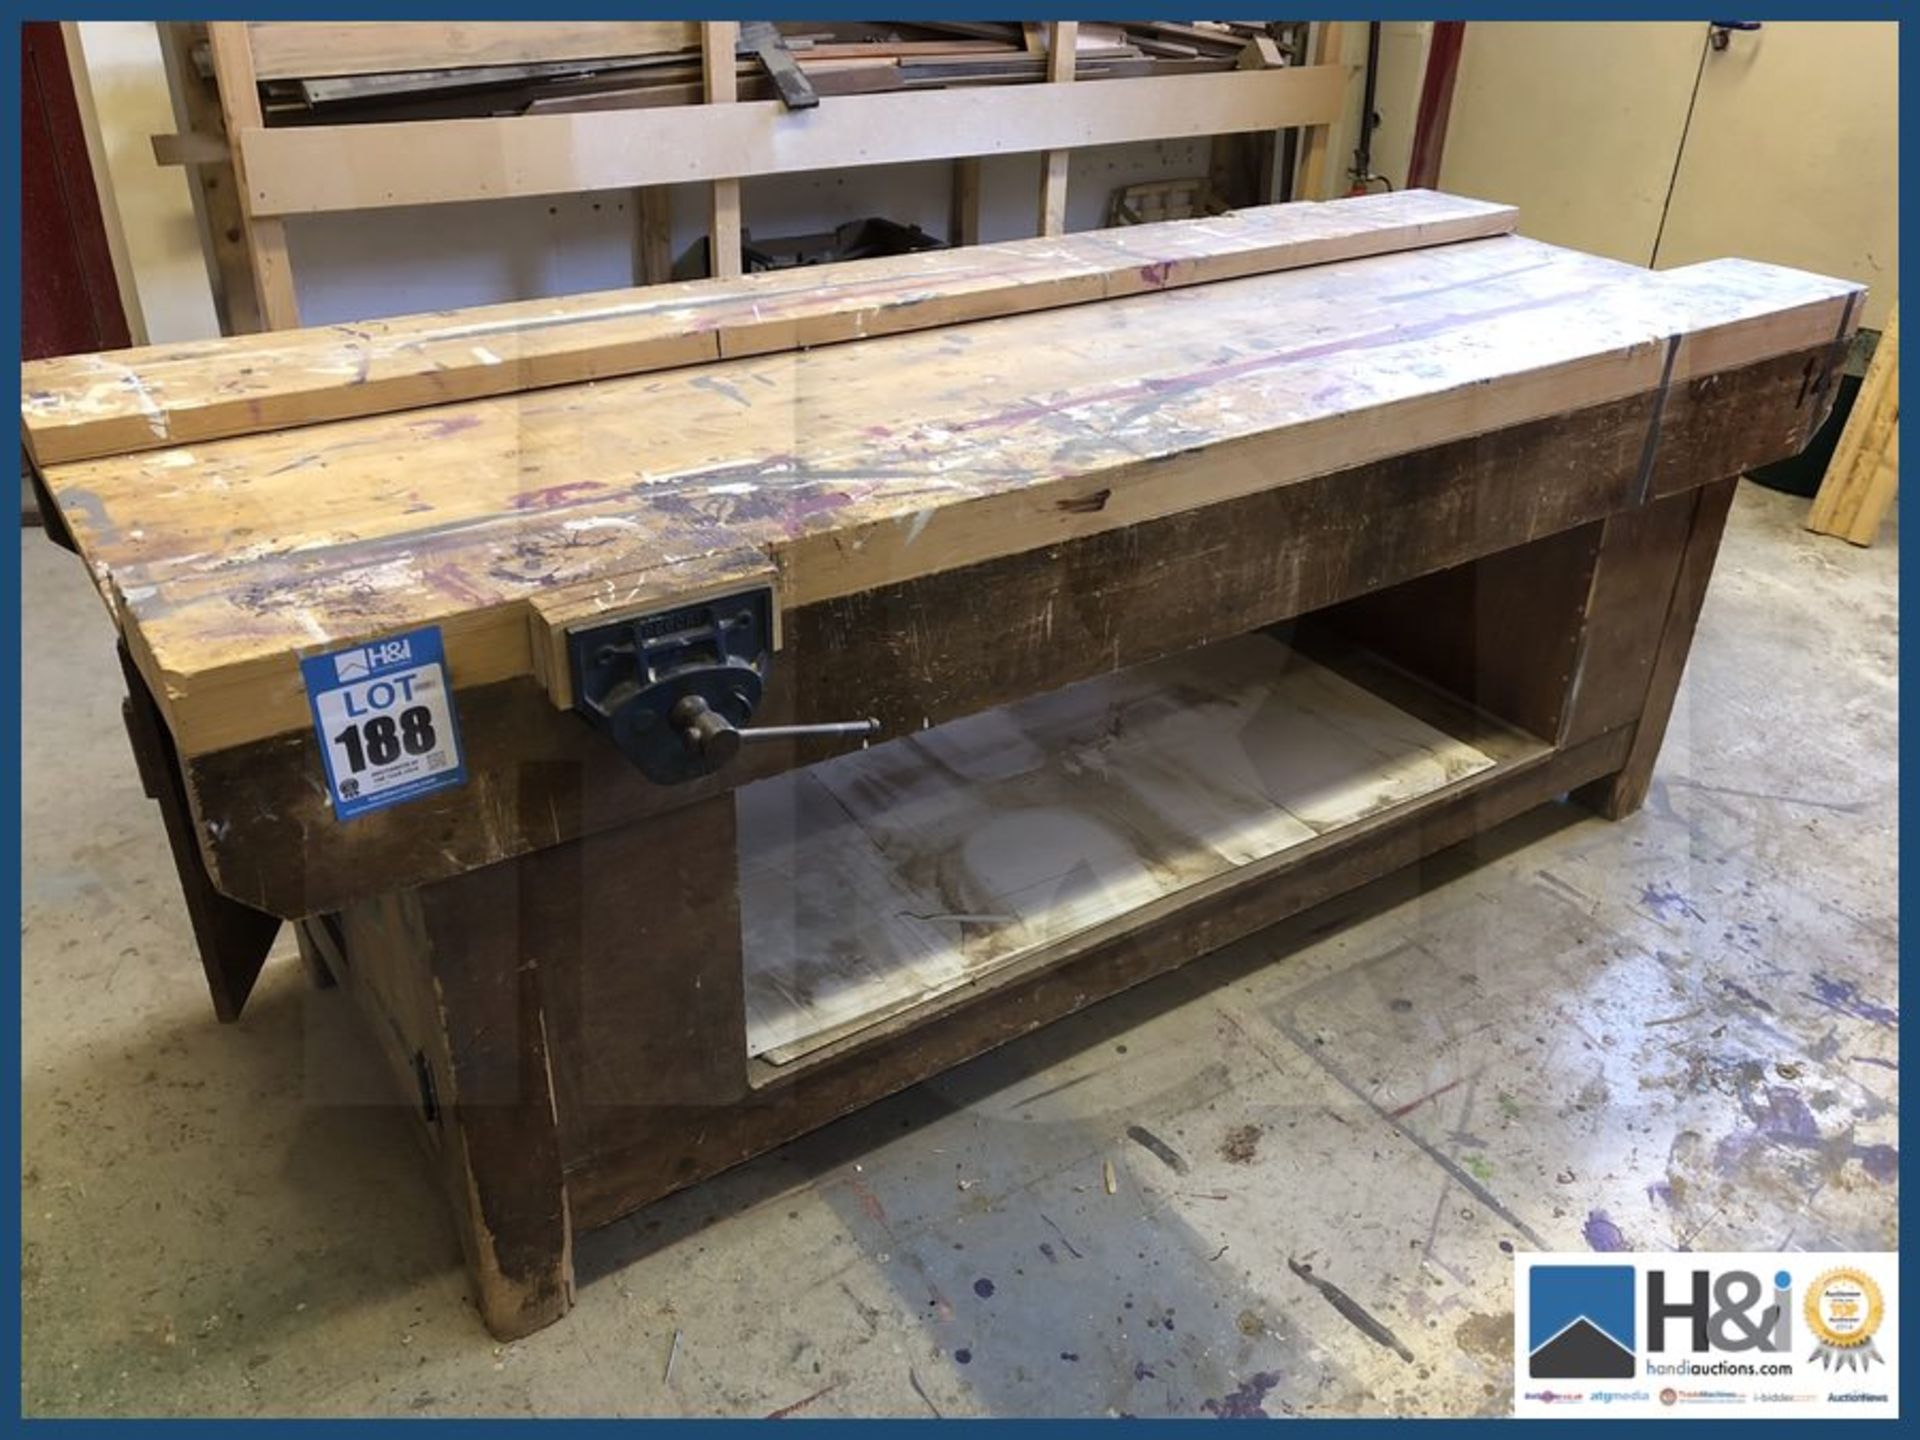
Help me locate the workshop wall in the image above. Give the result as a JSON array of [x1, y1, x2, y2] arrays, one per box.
[[1434, 20, 1899, 327], [1650, 21, 1899, 328], [1364, 22, 1432, 194]]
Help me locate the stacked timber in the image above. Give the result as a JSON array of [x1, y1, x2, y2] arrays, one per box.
[[230, 20, 1299, 122]]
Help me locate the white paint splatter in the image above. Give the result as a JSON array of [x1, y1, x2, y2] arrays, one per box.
[[114, 364, 171, 440]]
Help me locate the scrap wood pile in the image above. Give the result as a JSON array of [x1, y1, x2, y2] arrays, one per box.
[[234, 20, 1305, 122]]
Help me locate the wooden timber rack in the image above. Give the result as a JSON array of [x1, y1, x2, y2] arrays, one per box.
[[156, 20, 1346, 333]]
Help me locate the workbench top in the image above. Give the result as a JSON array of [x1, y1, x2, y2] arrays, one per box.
[[24, 194, 1859, 758]]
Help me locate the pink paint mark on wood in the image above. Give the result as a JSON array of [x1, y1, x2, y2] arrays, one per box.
[[412, 413, 484, 439], [421, 562, 493, 609], [782, 490, 853, 537], [511, 480, 607, 510]]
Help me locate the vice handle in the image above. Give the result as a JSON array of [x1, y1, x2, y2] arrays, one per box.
[[670, 694, 880, 765]]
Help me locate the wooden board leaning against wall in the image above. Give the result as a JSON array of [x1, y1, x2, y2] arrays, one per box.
[[1807, 305, 1899, 546]]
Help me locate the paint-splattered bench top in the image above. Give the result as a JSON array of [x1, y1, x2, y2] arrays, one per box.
[[25, 195, 1860, 757]]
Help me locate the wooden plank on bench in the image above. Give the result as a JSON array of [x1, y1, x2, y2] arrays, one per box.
[[235, 67, 1348, 215], [21, 191, 1518, 465]]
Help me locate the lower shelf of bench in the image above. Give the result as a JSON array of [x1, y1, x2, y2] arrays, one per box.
[[738, 631, 1541, 1069], [309, 636, 1633, 1331]]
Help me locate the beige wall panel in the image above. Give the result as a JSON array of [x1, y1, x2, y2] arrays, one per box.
[[1656, 22, 1899, 328], [1438, 22, 1703, 264]]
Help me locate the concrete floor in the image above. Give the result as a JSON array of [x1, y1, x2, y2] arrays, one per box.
[[19, 482, 1898, 1417]]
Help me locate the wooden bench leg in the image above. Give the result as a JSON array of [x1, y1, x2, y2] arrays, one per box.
[[332, 781, 743, 1338], [1575, 476, 1739, 820], [420, 872, 575, 1338], [292, 917, 338, 989], [118, 644, 282, 1021], [339, 868, 575, 1340]]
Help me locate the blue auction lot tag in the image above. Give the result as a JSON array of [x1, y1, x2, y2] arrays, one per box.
[[299, 626, 467, 821]]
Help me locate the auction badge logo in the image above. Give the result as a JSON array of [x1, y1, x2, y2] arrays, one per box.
[[1804, 1267, 1888, 1371], [1517, 1252, 1897, 1418], [1528, 1266, 1636, 1379]]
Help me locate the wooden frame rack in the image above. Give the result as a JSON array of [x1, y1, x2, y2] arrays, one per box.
[[174, 20, 1347, 331]]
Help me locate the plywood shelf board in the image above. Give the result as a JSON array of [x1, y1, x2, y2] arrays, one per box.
[[739, 634, 1505, 1063], [234, 66, 1348, 216], [44, 230, 1860, 758]]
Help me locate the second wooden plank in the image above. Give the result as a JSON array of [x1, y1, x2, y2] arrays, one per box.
[[237, 67, 1347, 215]]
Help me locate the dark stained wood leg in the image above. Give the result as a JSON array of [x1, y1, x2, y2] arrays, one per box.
[[533, 788, 752, 1183], [117, 644, 281, 1022], [291, 919, 338, 989], [1575, 476, 1740, 820], [423, 872, 576, 1339], [329, 782, 746, 1340], [1556, 489, 1703, 746], [336, 869, 576, 1340], [432, 879, 579, 1344]]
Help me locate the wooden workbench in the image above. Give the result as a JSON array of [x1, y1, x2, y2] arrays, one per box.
[[22, 191, 1861, 1338]]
